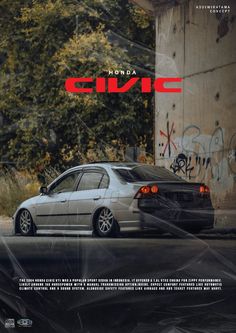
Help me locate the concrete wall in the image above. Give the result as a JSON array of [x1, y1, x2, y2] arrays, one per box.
[[154, 0, 236, 226]]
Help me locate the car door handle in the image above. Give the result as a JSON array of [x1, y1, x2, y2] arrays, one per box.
[[93, 196, 101, 200], [60, 199, 67, 203]]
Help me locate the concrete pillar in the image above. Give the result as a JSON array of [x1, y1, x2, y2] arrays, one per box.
[[154, 0, 236, 226]]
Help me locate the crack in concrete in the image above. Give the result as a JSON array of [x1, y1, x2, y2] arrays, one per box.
[[183, 60, 236, 79]]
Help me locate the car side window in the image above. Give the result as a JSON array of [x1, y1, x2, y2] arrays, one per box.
[[77, 172, 104, 191], [50, 172, 80, 194], [99, 174, 109, 189]]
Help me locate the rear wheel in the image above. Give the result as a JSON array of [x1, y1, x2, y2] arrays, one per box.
[[95, 208, 118, 237], [18, 209, 35, 236]]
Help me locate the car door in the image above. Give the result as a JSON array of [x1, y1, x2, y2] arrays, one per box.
[[69, 169, 109, 229], [35, 171, 81, 229]]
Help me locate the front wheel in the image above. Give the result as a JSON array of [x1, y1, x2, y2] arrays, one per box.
[[95, 208, 118, 237], [18, 209, 35, 236]]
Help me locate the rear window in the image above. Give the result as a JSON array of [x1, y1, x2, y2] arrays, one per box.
[[113, 165, 183, 182]]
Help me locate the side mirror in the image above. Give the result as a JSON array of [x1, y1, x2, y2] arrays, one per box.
[[40, 186, 48, 195]]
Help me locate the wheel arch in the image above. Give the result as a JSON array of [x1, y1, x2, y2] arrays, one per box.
[[91, 206, 120, 234], [15, 208, 36, 234]]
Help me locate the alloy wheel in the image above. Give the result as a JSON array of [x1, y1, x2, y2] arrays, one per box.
[[98, 208, 114, 234], [19, 210, 33, 235]]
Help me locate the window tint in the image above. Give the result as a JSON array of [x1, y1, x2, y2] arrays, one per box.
[[50, 172, 80, 193], [113, 165, 183, 182], [77, 172, 103, 191], [99, 174, 109, 189]]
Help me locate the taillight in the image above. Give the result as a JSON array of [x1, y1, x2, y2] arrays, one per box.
[[199, 184, 210, 194], [150, 185, 158, 193], [135, 185, 159, 198], [140, 186, 150, 194]]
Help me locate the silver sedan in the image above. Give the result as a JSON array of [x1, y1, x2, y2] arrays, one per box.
[[13, 162, 214, 237]]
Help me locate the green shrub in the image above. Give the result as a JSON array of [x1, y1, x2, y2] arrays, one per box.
[[0, 167, 61, 217], [0, 171, 39, 217]]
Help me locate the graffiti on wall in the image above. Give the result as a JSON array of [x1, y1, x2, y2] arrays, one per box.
[[228, 132, 236, 174], [160, 121, 177, 157], [176, 126, 226, 181], [170, 153, 194, 178], [159, 124, 236, 201]]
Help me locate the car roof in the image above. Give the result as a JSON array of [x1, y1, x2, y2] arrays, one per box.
[[88, 161, 142, 166], [62, 162, 145, 174], [85, 162, 146, 168]]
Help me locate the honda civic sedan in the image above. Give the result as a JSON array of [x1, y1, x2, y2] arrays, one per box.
[[13, 162, 214, 237]]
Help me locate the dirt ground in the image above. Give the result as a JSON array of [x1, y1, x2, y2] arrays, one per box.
[[0, 216, 13, 235]]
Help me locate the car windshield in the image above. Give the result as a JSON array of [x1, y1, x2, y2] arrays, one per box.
[[113, 165, 183, 182]]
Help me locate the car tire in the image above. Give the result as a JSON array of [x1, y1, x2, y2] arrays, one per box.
[[95, 208, 118, 237], [17, 209, 35, 236]]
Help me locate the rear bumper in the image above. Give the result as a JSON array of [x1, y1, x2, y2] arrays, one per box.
[[140, 208, 215, 232]]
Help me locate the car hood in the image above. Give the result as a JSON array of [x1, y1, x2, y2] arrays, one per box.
[[13, 195, 40, 219], [17, 195, 41, 210]]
